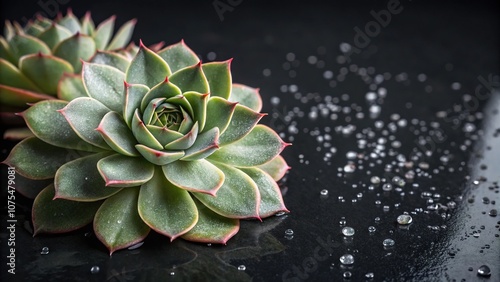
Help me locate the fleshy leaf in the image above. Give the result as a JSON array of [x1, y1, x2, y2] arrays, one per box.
[[55, 152, 121, 201], [13, 175, 52, 199], [138, 167, 198, 240], [24, 22, 44, 37], [218, 104, 264, 145], [169, 62, 209, 94], [256, 155, 290, 181], [240, 167, 288, 218], [124, 83, 150, 127], [146, 124, 184, 145], [157, 40, 200, 73], [193, 162, 260, 219], [126, 42, 171, 88], [106, 19, 137, 50], [60, 97, 111, 149], [229, 84, 262, 112], [90, 50, 130, 72], [82, 62, 125, 113], [0, 58, 42, 92], [97, 111, 139, 156], [139, 78, 181, 112], [164, 122, 198, 150], [33, 185, 102, 235], [57, 73, 87, 100], [181, 127, 220, 161], [202, 60, 232, 99], [37, 23, 72, 50], [53, 33, 96, 72], [181, 198, 239, 244], [80, 12, 95, 35], [162, 159, 224, 195], [9, 34, 51, 62], [97, 154, 154, 187], [3, 137, 86, 180], [131, 109, 163, 150], [135, 144, 184, 166], [202, 96, 237, 134], [183, 91, 208, 131], [57, 10, 81, 33], [23, 100, 100, 152], [94, 187, 150, 255], [209, 125, 289, 167], [0, 85, 53, 107], [19, 53, 74, 95], [93, 16, 115, 50]]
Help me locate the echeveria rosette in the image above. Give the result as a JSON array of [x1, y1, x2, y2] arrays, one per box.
[[0, 9, 137, 138], [3, 41, 290, 254]]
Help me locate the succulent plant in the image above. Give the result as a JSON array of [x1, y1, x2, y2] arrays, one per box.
[[0, 10, 136, 137], [3, 41, 290, 254]]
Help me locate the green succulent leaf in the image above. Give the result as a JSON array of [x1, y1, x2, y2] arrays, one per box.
[[97, 154, 154, 187], [37, 23, 72, 50], [55, 152, 121, 201], [57, 11, 81, 34], [0, 37, 14, 63], [60, 97, 111, 149], [126, 43, 171, 88], [93, 15, 115, 50], [145, 124, 184, 145], [240, 167, 288, 218], [80, 12, 95, 35], [0, 58, 41, 92], [162, 159, 224, 195], [256, 155, 290, 181], [181, 127, 220, 161], [4, 21, 15, 41], [181, 198, 239, 244], [135, 144, 184, 166], [24, 22, 45, 37], [19, 53, 74, 94], [94, 187, 150, 255], [53, 33, 96, 72], [203, 96, 237, 134], [82, 62, 125, 113], [157, 40, 200, 73], [124, 83, 150, 127], [139, 78, 181, 111], [13, 175, 52, 199], [97, 111, 139, 156], [131, 109, 163, 150], [169, 62, 209, 94], [183, 91, 208, 131], [0, 85, 53, 107], [57, 73, 87, 100], [209, 125, 288, 167], [90, 50, 130, 72], [106, 19, 137, 50], [202, 60, 232, 99], [193, 162, 260, 219], [218, 104, 264, 145], [229, 84, 262, 112], [33, 184, 102, 235], [138, 168, 198, 240], [164, 122, 199, 150], [3, 137, 86, 180], [9, 34, 51, 62], [23, 100, 101, 152]]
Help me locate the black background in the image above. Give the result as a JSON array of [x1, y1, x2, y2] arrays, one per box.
[[1, 1, 499, 281]]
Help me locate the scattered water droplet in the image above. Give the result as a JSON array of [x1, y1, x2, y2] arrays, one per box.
[[320, 189, 329, 196], [285, 229, 294, 236], [343, 271, 352, 279], [170, 271, 175, 276], [90, 266, 100, 274], [382, 183, 393, 191], [342, 227, 355, 236], [344, 163, 356, 173], [397, 214, 413, 225], [489, 209, 498, 217], [339, 254, 354, 265], [383, 239, 395, 247], [365, 272, 374, 279], [477, 265, 491, 277], [40, 247, 49, 255], [238, 265, 246, 271], [128, 242, 144, 250], [368, 226, 376, 233]]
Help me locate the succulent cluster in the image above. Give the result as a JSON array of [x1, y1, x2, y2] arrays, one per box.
[[0, 10, 136, 137], [4, 39, 290, 254]]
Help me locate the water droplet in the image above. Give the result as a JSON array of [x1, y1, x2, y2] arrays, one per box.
[[238, 265, 246, 271], [40, 247, 49, 255], [320, 189, 329, 196], [365, 272, 374, 279], [477, 265, 491, 277], [343, 271, 352, 279], [383, 239, 395, 247], [285, 229, 294, 236], [370, 176, 381, 185], [170, 271, 175, 276], [489, 209, 498, 217], [339, 254, 354, 265], [128, 242, 144, 250], [397, 214, 413, 225], [90, 266, 100, 274], [342, 227, 355, 236], [382, 183, 393, 191], [368, 226, 376, 233], [344, 163, 356, 173]]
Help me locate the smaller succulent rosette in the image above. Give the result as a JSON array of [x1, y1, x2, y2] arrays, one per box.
[[4, 40, 290, 254]]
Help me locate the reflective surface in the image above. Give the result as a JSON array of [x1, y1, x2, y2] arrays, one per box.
[[1, 1, 499, 281]]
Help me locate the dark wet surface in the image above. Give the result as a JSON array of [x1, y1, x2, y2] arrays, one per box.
[[1, 1, 499, 281]]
